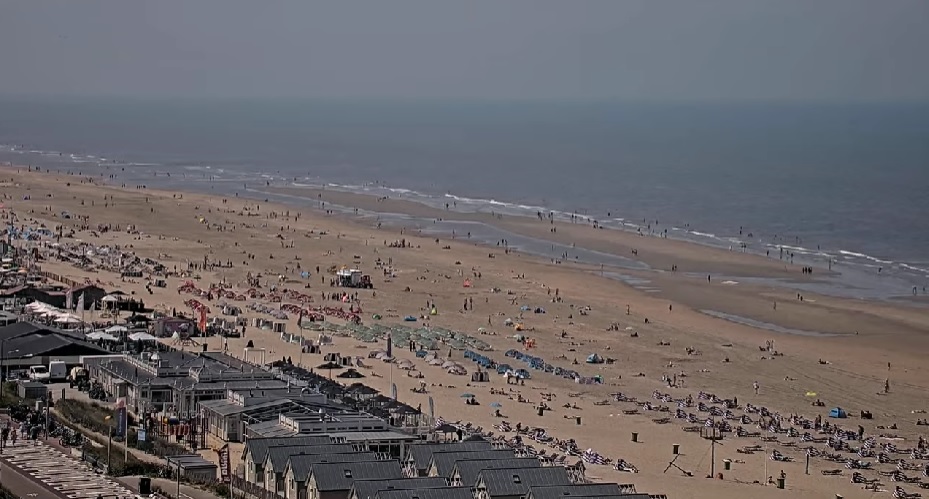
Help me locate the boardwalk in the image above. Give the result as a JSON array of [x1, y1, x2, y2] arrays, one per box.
[[0, 441, 136, 499]]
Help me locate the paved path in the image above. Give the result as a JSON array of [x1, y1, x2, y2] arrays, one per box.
[[0, 441, 137, 499]]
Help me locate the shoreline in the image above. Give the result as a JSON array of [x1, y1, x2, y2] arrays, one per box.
[[3, 143, 928, 300], [257, 184, 927, 305]]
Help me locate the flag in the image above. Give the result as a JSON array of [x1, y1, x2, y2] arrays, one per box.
[[428, 396, 435, 419], [66, 290, 73, 310], [198, 308, 207, 332], [76, 293, 85, 312], [386, 333, 392, 358], [434, 416, 446, 429], [391, 383, 397, 400]]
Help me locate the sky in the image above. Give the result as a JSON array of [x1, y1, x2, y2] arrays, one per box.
[[1, 1, 927, 102]]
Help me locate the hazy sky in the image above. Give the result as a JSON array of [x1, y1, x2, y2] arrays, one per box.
[[1, 1, 927, 102]]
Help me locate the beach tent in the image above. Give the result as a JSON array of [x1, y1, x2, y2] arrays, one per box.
[[106, 325, 128, 334], [829, 407, 847, 418], [586, 353, 604, 364], [128, 332, 157, 342], [86, 332, 119, 342]]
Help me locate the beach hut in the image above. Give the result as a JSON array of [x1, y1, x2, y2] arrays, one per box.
[[829, 407, 847, 418]]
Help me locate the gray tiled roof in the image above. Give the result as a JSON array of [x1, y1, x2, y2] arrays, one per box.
[[311, 460, 403, 491], [376, 487, 473, 499], [267, 443, 357, 473], [350, 477, 449, 499], [430, 450, 515, 478], [290, 452, 380, 482], [246, 419, 300, 438], [477, 467, 570, 497], [525, 484, 626, 499], [452, 458, 541, 486], [243, 436, 332, 465], [408, 441, 492, 471]]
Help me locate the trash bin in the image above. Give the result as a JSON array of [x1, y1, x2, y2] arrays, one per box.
[[776, 477, 785, 489], [631, 432, 638, 442], [537, 406, 544, 416], [723, 459, 731, 470], [575, 416, 581, 425], [672, 444, 680, 455], [139, 477, 152, 495]]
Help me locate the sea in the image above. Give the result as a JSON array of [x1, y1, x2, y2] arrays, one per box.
[[1, 96, 927, 301]]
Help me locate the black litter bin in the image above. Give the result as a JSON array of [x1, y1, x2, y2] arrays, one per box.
[[776, 477, 785, 489], [139, 477, 152, 495]]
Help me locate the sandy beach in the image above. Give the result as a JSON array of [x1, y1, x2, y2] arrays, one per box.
[[3, 166, 928, 499]]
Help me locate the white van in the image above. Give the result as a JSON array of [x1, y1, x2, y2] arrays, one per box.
[[28, 365, 51, 383]]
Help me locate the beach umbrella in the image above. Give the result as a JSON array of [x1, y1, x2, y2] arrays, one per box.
[[317, 361, 343, 379], [489, 402, 503, 408], [460, 393, 475, 398]]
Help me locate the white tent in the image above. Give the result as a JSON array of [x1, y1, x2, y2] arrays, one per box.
[[101, 294, 120, 303], [55, 316, 82, 324], [128, 332, 157, 342], [86, 331, 118, 341], [25, 301, 53, 314], [106, 325, 128, 334]]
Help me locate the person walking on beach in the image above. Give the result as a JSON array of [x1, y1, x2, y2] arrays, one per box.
[[753, 380, 760, 395]]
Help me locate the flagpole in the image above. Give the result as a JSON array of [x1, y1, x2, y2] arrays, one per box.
[[298, 311, 304, 369]]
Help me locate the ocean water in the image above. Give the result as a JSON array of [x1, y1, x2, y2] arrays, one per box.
[[1, 97, 927, 298]]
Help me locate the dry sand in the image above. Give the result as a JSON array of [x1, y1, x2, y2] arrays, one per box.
[[3, 167, 928, 499]]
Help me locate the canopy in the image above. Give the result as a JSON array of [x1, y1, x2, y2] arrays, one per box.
[[106, 325, 128, 334], [128, 332, 157, 342], [86, 332, 118, 341], [101, 294, 120, 303], [55, 316, 82, 324]]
